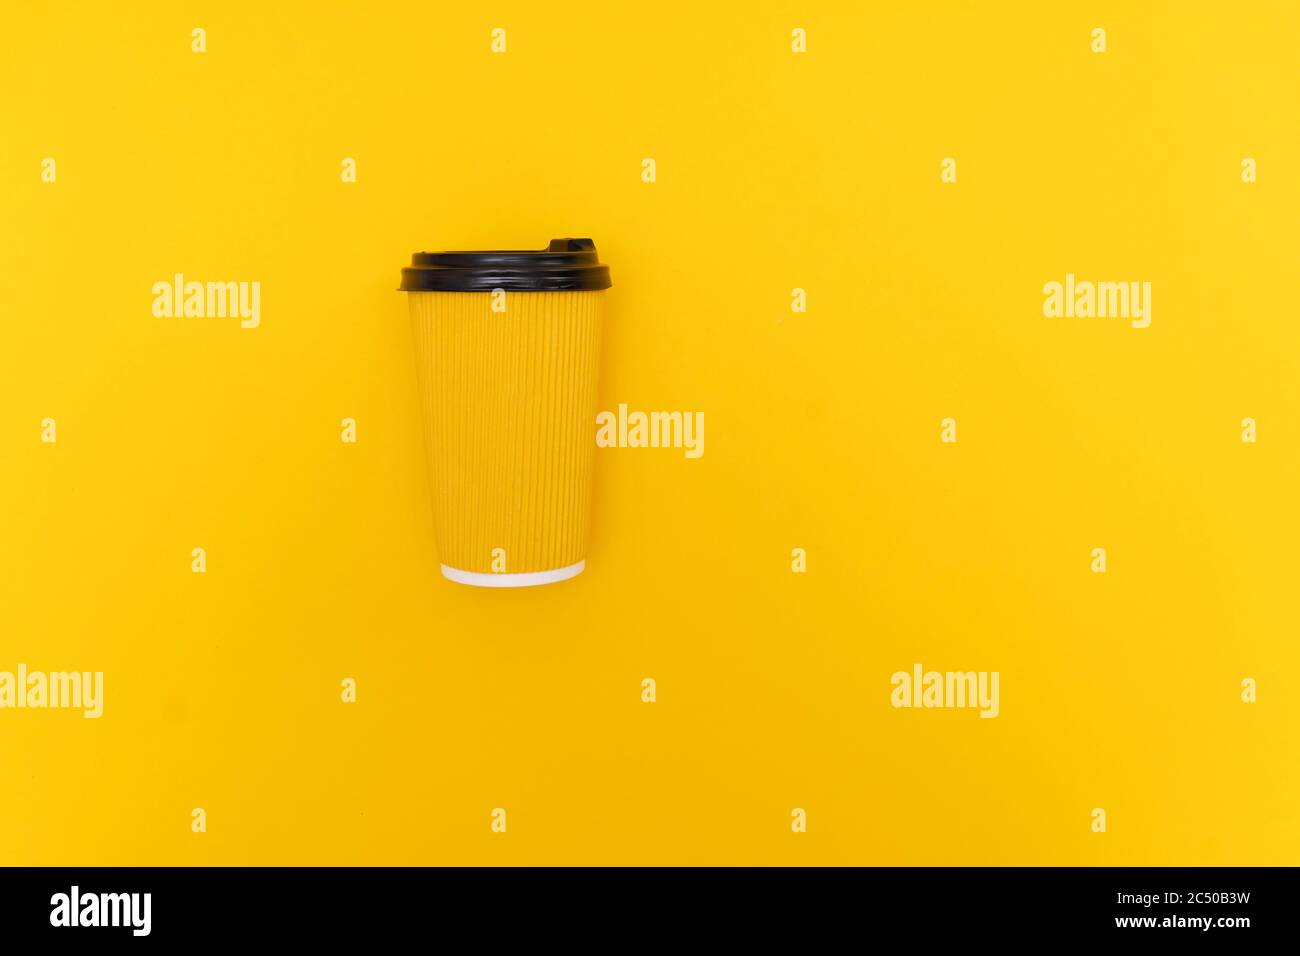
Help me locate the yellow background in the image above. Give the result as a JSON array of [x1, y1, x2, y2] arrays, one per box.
[[2, 1, 1297, 865]]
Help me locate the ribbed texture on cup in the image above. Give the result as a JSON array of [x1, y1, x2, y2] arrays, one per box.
[[409, 291, 604, 575]]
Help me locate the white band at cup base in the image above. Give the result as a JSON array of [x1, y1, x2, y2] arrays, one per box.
[[440, 560, 585, 588]]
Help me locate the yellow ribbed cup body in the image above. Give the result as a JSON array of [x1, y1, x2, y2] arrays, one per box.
[[408, 290, 604, 577]]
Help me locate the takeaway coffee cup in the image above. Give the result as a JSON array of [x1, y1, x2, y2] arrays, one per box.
[[399, 239, 611, 587]]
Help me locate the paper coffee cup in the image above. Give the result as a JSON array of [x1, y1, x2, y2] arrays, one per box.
[[400, 239, 611, 588]]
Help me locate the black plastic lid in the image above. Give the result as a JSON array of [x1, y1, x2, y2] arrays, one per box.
[[399, 238, 611, 292]]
